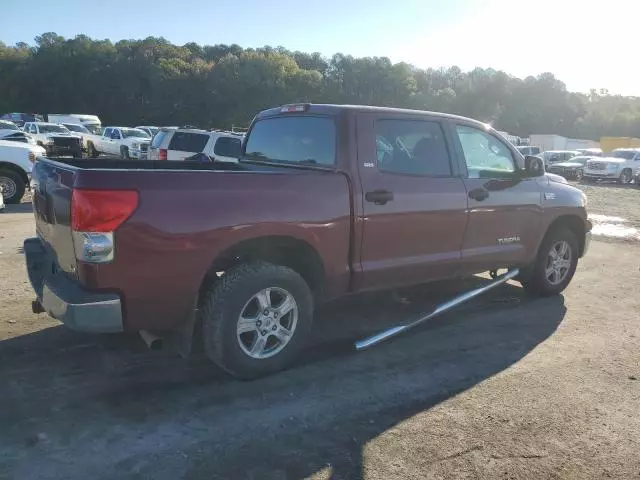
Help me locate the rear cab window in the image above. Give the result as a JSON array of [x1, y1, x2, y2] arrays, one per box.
[[168, 131, 210, 153], [244, 116, 336, 166]]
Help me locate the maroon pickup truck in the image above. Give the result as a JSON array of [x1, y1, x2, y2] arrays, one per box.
[[25, 104, 591, 378]]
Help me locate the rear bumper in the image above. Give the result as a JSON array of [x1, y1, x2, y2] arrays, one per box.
[[24, 237, 123, 333]]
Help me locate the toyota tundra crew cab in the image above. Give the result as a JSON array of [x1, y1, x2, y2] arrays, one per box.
[[24, 104, 591, 378]]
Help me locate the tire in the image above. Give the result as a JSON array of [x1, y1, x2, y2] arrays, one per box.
[[619, 169, 632, 184], [72, 147, 83, 158], [87, 142, 99, 158], [121, 146, 130, 160], [0, 169, 26, 204], [574, 169, 583, 181], [521, 226, 579, 297], [200, 261, 314, 379]]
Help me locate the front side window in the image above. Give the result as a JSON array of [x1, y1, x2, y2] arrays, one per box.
[[455, 125, 516, 178], [244, 116, 336, 166], [374, 119, 451, 176]]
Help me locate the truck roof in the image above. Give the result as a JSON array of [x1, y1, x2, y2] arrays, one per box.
[[257, 103, 490, 126]]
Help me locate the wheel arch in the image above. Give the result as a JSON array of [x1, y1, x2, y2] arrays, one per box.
[[543, 215, 587, 257], [199, 235, 326, 301], [0, 161, 29, 185]]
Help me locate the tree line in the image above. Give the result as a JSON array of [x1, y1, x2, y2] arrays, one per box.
[[1, 32, 639, 140]]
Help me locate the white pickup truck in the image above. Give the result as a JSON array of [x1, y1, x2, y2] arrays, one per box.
[[85, 127, 151, 159], [0, 139, 46, 203], [583, 148, 640, 184]]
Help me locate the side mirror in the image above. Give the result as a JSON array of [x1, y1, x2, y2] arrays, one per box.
[[524, 155, 544, 177]]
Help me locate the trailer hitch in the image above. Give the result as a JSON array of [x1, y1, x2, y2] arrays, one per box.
[[355, 269, 520, 351]]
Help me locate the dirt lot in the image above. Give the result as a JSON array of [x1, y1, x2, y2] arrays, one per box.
[[0, 184, 639, 480]]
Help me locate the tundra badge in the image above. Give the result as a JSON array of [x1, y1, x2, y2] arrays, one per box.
[[498, 236, 520, 244]]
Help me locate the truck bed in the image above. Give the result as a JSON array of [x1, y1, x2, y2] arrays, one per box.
[[27, 157, 353, 332]]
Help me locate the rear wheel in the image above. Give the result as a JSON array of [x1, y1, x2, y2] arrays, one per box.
[[574, 169, 583, 181], [619, 169, 632, 184], [200, 262, 314, 379], [521, 227, 579, 296], [0, 169, 26, 204]]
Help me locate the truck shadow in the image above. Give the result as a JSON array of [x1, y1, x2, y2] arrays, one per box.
[[0, 278, 566, 479], [2, 202, 33, 214]]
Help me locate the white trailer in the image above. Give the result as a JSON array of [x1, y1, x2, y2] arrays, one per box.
[[529, 134, 567, 152], [47, 114, 102, 134]]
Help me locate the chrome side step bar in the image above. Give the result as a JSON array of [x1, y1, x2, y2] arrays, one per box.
[[355, 269, 520, 351]]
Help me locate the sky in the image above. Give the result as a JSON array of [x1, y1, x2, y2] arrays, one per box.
[[2, 0, 639, 96]]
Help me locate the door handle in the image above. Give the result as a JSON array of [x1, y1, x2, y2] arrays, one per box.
[[365, 190, 394, 205], [468, 187, 489, 201]]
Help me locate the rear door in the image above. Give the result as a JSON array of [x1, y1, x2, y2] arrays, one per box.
[[356, 113, 468, 290], [166, 131, 210, 160], [449, 122, 543, 273]]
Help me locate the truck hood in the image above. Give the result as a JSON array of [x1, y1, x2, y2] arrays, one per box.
[[595, 157, 626, 164], [43, 132, 79, 139], [0, 139, 45, 154]]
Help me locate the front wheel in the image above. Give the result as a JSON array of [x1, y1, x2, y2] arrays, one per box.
[[574, 169, 584, 181], [521, 227, 579, 296], [200, 262, 314, 379], [0, 169, 26, 204], [87, 142, 99, 158], [120, 146, 130, 160], [619, 169, 632, 184]]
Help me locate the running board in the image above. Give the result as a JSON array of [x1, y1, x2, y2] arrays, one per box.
[[355, 269, 520, 351]]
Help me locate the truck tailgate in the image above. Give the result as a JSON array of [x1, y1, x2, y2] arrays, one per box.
[[31, 159, 78, 277]]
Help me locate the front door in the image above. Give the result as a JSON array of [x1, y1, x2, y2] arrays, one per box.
[[356, 113, 468, 291], [450, 122, 543, 274]]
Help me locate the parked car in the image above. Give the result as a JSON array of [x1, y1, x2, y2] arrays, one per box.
[[583, 148, 640, 183], [0, 139, 45, 203], [22, 122, 82, 158], [147, 128, 243, 162], [575, 148, 602, 157], [59, 122, 92, 152], [546, 155, 591, 180], [542, 150, 581, 168], [0, 113, 44, 128], [135, 126, 159, 138], [516, 145, 541, 157], [24, 103, 591, 378], [85, 126, 151, 159], [0, 120, 36, 145], [47, 114, 102, 135]]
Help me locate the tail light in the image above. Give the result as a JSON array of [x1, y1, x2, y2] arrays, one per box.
[[71, 189, 138, 263], [158, 148, 167, 161]]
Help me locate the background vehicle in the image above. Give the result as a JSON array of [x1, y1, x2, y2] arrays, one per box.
[[47, 114, 102, 134], [583, 148, 640, 183], [0, 113, 44, 128], [0, 139, 45, 203], [25, 104, 591, 379], [0, 121, 36, 145], [542, 150, 581, 168], [135, 126, 159, 138], [575, 148, 602, 157], [22, 122, 82, 157], [85, 126, 151, 159], [516, 145, 541, 157], [147, 128, 243, 162], [59, 123, 92, 152], [546, 155, 590, 180]]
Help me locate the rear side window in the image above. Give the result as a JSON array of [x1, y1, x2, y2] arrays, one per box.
[[244, 116, 336, 166], [168, 131, 209, 153], [151, 130, 169, 148], [214, 136, 242, 158], [375, 119, 452, 176]]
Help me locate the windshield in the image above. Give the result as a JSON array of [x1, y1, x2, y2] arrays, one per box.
[[63, 124, 90, 133], [244, 116, 336, 166], [85, 124, 102, 134], [121, 128, 150, 139], [39, 124, 69, 133], [0, 121, 19, 131], [566, 156, 588, 165], [612, 150, 637, 160]]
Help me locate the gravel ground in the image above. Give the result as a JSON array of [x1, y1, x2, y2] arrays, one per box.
[[0, 184, 638, 480]]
